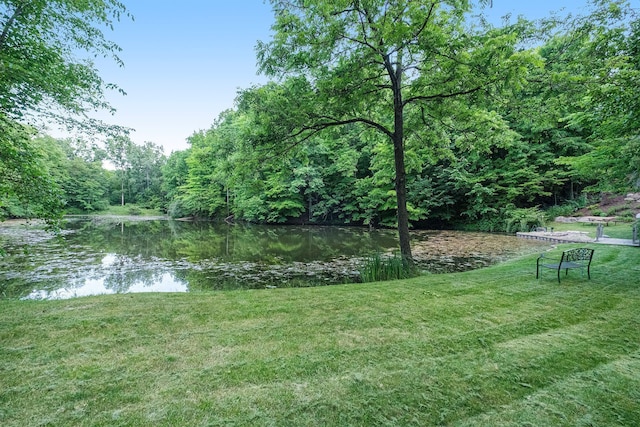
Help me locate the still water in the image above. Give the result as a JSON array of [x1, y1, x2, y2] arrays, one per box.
[[0, 216, 550, 300]]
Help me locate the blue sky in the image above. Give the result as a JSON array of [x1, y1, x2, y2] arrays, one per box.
[[74, 1, 612, 153]]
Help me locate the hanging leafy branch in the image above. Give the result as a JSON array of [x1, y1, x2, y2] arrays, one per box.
[[0, 0, 131, 221]]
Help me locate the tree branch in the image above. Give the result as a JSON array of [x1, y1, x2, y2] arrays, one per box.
[[0, 3, 25, 53], [397, 1, 437, 52], [259, 115, 394, 162], [403, 85, 486, 106]]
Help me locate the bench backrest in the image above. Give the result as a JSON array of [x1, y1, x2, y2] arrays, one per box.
[[563, 248, 594, 263]]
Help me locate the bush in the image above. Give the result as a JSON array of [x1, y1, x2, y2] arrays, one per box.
[[504, 206, 545, 233], [544, 204, 576, 220], [457, 216, 504, 233], [127, 206, 142, 216], [543, 196, 588, 221]]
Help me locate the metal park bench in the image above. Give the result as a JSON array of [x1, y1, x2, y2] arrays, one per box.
[[536, 248, 595, 283]]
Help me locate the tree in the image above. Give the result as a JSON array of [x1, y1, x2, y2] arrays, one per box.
[[42, 136, 111, 212], [0, 0, 129, 127], [180, 111, 243, 219], [105, 136, 133, 206], [555, 1, 640, 192], [0, 0, 130, 221], [256, 0, 538, 262], [126, 141, 166, 208], [0, 120, 64, 222], [162, 149, 190, 217]]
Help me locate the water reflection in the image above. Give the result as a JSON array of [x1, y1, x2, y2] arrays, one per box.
[[25, 268, 187, 300], [0, 217, 550, 300]]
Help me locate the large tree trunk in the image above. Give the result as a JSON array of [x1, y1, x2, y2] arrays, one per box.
[[393, 131, 413, 263], [391, 57, 413, 263]]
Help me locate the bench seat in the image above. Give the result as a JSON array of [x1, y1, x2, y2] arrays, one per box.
[[536, 248, 594, 283]]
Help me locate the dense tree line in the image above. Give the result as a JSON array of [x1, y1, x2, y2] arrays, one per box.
[[2, 0, 638, 244], [0, 135, 167, 218], [164, 0, 639, 235]]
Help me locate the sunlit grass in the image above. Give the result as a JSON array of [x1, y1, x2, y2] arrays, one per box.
[[1, 244, 639, 426], [94, 204, 164, 217]]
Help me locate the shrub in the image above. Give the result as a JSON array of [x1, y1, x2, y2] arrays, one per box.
[[127, 206, 142, 216], [544, 204, 576, 220], [543, 196, 588, 221], [504, 206, 545, 233], [458, 216, 504, 233]]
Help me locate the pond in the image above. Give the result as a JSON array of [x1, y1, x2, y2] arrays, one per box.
[[0, 216, 551, 300]]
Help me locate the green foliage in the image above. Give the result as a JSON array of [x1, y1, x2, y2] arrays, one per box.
[[504, 206, 546, 233], [155, 0, 640, 232], [126, 141, 166, 208], [254, 0, 540, 259], [161, 150, 190, 211], [543, 196, 588, 220], [0, 0, 130, 130], [38, 136, 112, 213], [359, 252, 418, 283], [89, 204, 161, 217], [0, 0, 131, 222], [543, 205, 577, 221], [105, 137, 166, 208], [457, 216, 505, 233], [554, 3, 640, 192], [0, 118, 64, 224], [127, 205, 142, 216], [166, 199, 187, 219]]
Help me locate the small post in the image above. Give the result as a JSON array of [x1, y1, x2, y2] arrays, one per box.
[[595, 223, 604, 242]]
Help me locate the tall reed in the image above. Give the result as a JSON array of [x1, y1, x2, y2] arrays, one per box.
[[359, 252, 417, 282]]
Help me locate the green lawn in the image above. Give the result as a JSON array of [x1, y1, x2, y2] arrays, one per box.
[[95, 204, 164, 217], [1, 244, 639, 426], [549, 220, 637, 240]]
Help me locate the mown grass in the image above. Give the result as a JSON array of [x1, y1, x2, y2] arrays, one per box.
[[549, 220, 636, 239], [1, 244, 639, 426]]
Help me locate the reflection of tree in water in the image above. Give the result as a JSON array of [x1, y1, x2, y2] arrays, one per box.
[[0, 224, 101, 298], [0, 220, 183, 297], [99, 254, 171, 293], [62, 218, 401, 263], [2, 219, 552, 299], [172, 224, 399, 263], [66, 218, 173, 260]]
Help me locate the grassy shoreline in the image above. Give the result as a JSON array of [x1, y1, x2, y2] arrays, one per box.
[[1, 244, 639, 426]]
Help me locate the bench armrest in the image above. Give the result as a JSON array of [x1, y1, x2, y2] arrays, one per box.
[[537, 253, 559, 262]]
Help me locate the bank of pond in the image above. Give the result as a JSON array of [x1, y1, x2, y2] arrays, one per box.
[[0, 216, 551, 300]]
